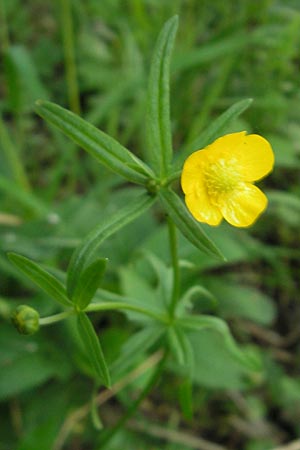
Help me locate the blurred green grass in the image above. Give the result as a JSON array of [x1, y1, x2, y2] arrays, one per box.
[[1, 0, 300, 449]]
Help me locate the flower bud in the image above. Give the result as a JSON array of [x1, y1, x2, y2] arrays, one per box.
[[11, 305, 40, 335]]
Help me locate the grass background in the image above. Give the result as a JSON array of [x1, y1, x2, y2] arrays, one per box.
[[1, 0, 300, 449]]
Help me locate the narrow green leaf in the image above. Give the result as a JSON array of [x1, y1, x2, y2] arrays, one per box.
[[35, 100, 153, 185], [7, 253, 71, 307], [0, 115, 31, 191], [0, 175, 49, 217], [176, 98, 253, 168], [5, 45, 48, 113], [67, 192, 156, 298], [91, 387, 104, 430], [146, 15, 178, 177], [178, 314, 259, 370], [77, 313, 111, 387], [158, 188, 224, 260], [91, 289, 167, 324], [71, 258, 107, 310], [168, 326, 194, 373]]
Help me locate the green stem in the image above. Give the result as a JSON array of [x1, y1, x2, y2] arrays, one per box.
[[163, 170, 181, 186], [39, 301, 168, 327], [60, 0, 81, 115], [167, 216, 180, 318], [98, 350, 167, 448], [86, 301, 168, 324], [39, 310, 74, 326]]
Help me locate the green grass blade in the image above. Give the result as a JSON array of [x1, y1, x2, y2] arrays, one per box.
[[7, 253, 71, 307], [77, 313, 111, 387], [4, 45, 48, 113], [146, 15, 178, 177], [67, 192, 156, 298], [158, 188, 224, 260], [59, 0, 81, 115], [72, 258, 107, 310], [0, 115, 31, 191], [176, 98, 253, 168], [0, 175, 48, 217], [35, 100, 153, 185]]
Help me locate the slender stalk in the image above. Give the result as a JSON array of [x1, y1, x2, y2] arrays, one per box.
[[86, 301, 168, 324], [39, 310, 74, 325], [163, 170, 181, 186], [0, 116, 31, 191], [60, 0, 81, 115], [167, 216, 180, 318], [39, 302, 168, 327], [97, 351, 167, 448]]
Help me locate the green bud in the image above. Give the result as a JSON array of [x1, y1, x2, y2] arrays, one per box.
[[11, 305, 40, 335], [146, 179, 159, 195]]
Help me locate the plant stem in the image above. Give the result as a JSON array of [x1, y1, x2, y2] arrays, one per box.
[[97, 350, 167, 448], [39, 302, 168, 327], [86, 301, 168, 324], [60, 0, 81, 115], [163, 170, 181, 186], [39, 310, 74, 325], [167, 216, 180, 318]]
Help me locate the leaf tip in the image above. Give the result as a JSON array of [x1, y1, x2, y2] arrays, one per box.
[[7, 251, 18, 263]]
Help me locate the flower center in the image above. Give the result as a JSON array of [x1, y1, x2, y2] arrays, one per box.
[[203, 157, 241, 204]]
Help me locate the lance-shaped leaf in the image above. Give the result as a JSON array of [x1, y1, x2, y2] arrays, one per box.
[[176, 98, 253, 168], [35, 100, 154, 185], [67, 192, 156, 298], [7, 253, 71, 307], [158, 188, 224, 260], [71, 258, 107, 310], [177, 314, 259, 370], [146, 15, 178, 177], [168, 326, 195, 374], [77, 313, 111, 387]]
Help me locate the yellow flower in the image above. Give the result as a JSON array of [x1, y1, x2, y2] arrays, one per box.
[[181, 131, 274, 227]]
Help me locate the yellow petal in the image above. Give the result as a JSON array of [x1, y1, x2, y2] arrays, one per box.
[[218, 183, 268, 227], [181, 148, 209, 195], [219, 133, 274, 182], [206, 131, 247, 156], [185, 190, 223, 226]]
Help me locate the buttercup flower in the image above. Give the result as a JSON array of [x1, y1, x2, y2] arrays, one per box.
[[181, 131, 274, 227]]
